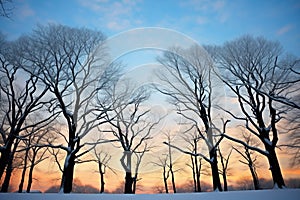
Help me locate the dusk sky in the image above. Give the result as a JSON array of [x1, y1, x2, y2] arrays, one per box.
[[1, 0, 300, 55], [1, 0, 300, 193]]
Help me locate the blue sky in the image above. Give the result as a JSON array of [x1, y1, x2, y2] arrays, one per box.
[[0, 0, 299, 55]]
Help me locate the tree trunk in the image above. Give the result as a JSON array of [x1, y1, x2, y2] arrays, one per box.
[[249, 164, 260, 190], [266, 146, 286, 188], [98, 162, 105, 193], [210, 149, 223, 191], [100, 171, 105, 193], [60, 152, 76, 193], [170, 165, 176, 193], [190, 155, 197, 192], [18, 148, 29, 193], [132, 174, 138, 194], [222, 171, 228, 191], [0, 163, 13, 192], [26, 150, 37, 193], [0, 139, 14, 180], [1, 140, 18, 192], [195, 156, 201, 192], [163, 166, 169, 193], [124, 171, 134, 194], [193, 139, 201, 192], [124, 153, 134, 194]]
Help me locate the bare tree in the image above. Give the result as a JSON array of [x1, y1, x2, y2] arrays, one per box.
[[214, 35, 292, 188], [101, 83, 161, 194], [181, 131, 203, 192], [0, 34, 53, 192], [232, 132, 261, 190], [157, 45, 226, 191], [165, 133, 177, 193], [17, 123, 53, 193], [153, 132, 181, 194], [218, 145, 232, 191], [132, 143, 150, 194], [153, 154, 170, 193], [20, 24, 117, 193], [91, 147, 115, 193]]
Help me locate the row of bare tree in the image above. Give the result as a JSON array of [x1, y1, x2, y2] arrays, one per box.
[[156, 36, 299, 192], [0, 23, 164, 194], [0, 24, 299, 194]]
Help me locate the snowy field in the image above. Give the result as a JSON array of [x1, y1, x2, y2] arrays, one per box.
[[0, 189, 299, 200]]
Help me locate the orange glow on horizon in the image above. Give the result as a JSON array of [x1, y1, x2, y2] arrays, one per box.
[[6, 127, 300, 193], [15, 150, 298, 194]]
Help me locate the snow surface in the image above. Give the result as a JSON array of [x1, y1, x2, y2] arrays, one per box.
[[0, 189, 299, 200]]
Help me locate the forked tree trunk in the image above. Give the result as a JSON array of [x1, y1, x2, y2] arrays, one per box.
[[163, 166, 169, 193], [191, 155, 202, 192], [191, 155, 197, 192], [243, 147, 260, 190]]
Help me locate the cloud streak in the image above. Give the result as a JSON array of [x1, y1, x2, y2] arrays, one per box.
[[180, 0, 229, 24], [277, 24, 293, 36], [78, 0, 142, 31], [18, 3, 35, 18]]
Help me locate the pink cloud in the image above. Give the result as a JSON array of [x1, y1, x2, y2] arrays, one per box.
[[18, 4, 35, 18], [277, 24, 293, 36]]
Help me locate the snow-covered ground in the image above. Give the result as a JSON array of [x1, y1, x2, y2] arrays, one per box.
[[0, 189, 299, 200]]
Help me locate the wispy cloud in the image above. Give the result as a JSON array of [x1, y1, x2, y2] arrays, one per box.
[[78, 0, 142, 31], [196, 16, 208, 25], [179, 0, 228, 24], [277, 24, 293, 36], [180, 0, 225, 12], [213, 0, 225, 11], [18, 4, 35, 18]]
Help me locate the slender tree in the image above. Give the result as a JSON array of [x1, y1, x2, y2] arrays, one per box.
[[182, 131, 203, 192], [101, 83, 161, 194], [232, 133, 261, 190], [91, 148, 115, 193], [153, 154, 170, 193], [132, 144, 148, 194], [157, 45, 225, 191], [153, 132, 181, 194], [217, 146, 232, 191]]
